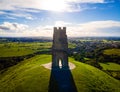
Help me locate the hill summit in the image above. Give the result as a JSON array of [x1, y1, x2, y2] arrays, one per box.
[[0, 55, 120, 92]]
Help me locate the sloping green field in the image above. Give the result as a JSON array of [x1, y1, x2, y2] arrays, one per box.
[[100, 62, 120, 70], [103, 49, 120, 56], [0, 55, 120, 92], [0, 42, 52, 57]]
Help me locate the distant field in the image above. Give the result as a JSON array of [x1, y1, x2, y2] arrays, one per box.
[[103, 49, 120, 56], [0, 42, 52, 57], [100, 62, 120, 70], [68, 42, 76, 48], [0, 42, 75, 57]]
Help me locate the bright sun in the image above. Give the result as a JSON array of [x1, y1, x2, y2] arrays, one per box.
[[41, 0, 68, 12]]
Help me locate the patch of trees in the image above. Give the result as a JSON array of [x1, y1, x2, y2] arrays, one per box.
[[0, 54, 34, 70], [68, 39, 120, 80], [103, 70, 120, 80], [71, 53, 102, 69], [98, 54, 120, 64], [0, 50, 51, 70], [68, 39, 120, 70], [0, 37, 52, 43]]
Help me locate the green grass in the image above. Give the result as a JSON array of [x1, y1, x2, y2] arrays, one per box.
[[0, 42, 52, 57], [84, 57, 90, 61], [68, 42, 76, 48], [0, 42, 76, 57], [100, 62, 120, 70], [103, 49, 120, 56], [0, 55, 51, 92], [0, 55, 120, 92]]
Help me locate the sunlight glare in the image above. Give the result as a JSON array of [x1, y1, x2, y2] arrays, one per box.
[[41, 0, 68, 12]]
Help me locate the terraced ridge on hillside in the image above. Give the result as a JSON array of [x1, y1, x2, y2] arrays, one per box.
[[0, 55, 120, 92]]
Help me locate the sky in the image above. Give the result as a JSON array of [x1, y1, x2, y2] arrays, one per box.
[[0, 0, 120, 37]]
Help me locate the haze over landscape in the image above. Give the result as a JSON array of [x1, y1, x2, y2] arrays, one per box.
[[0, 0, 120, 37]]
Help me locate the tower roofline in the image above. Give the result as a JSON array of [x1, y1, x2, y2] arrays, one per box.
[[54, 27, 66, 30]]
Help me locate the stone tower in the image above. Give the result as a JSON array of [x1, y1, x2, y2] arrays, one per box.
[[52, 27, 68, 69]]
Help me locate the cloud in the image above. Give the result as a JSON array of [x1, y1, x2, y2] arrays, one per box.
[[6, 16, 17, 19], [0, 20, 120, 37], [67, 20, 120, 37], [55, 21, 72, 26], [66, 0, 104, 3], [0, 26, 10, 30], [78, 20, 120, 31], [0, 0, 105, 12], [8, 12, 34, 20], [0, 11, 6, 14], [0, 22, 29, 32], [0, 0, 108, 20], [0, 22, 53, 37], [0, 10, 34, 20], [52, 20, 120, 37]]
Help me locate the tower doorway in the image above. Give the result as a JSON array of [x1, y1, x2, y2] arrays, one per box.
[[59, 59, 62, 69]]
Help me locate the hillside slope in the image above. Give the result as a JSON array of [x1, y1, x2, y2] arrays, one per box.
[[0, 55, 120, 92]]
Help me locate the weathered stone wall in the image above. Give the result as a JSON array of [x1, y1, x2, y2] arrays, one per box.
[[52, 27, 68, 69]]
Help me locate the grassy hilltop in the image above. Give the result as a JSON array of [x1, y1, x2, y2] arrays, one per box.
[[0, 55, 120, 92]]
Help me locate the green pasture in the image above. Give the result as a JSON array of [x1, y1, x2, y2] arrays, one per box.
[[0, 42, 52, 57], [0, 55, 119, 92], [103, 49, 120, 56], [0, 42, 75, 57], [100, 62, 120, 71]]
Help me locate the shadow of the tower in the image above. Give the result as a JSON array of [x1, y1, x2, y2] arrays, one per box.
[[48, 67, 78, 92], [49, 27, 77, 92]]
